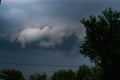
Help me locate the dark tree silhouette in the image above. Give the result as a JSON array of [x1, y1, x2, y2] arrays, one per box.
[[76, 65, 102, 80], [0, 69, 24, 80], [51, 65, 102, 80], [51, 69, 75, 80], [80, 8, 120, 80], [28, 73, 47, 80], [76, 65, 91, 80]]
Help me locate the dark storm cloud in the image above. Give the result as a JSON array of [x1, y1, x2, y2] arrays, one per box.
[[0, 0, 120, 61], [0, 0, 120, 57], [0, 5, 27, 33], [0, 26, 82, 54], [1, 0, 119, 33]]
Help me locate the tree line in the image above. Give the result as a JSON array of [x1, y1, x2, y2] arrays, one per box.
[[0, 65, 102, 80]]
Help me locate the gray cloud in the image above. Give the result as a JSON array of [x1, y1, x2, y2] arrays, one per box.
[[1, 0, 119, 34], [9, 26, 84, 48]]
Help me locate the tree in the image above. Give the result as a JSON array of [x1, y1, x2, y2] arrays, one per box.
[[76, 65, 102, 80], [51, 69, 75, 80], [90, 66, 103, 80], [28, 73, 47, 80], [80, 8, 120, 80], [0, 68, 24, 80], [67, 69, 76, 80], [76, 65, 91, 80]]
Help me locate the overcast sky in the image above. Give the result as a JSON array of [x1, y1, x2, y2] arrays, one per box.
[[0, 0, 120, 78]]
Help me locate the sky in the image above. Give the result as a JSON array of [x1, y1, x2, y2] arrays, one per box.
[[0, 0, 120, 78]]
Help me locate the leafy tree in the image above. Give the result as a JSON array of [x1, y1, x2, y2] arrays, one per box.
[[0, 68, 24, 80], [76, 65, 102, 80], [51, 69, 75, 80], [76, 65, 91, 80], [80, 8, 120, 80], [28, 73, 47, 80], [67, 69, 76, 80], [89, 66, 103, 80]]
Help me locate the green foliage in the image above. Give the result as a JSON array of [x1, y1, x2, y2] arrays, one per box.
[[0, 68, 24, 80], [51, 69, 75, 80], [76, 65, 102, 80], [28, 73, 47, 80], [51, 65, 102, 80], [89, 66, 103, 80], [80, 8, 120, 80], [76, 65, 91, 80]]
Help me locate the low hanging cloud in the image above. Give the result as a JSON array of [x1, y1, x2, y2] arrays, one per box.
[[10, 26, 71, 48], [9, 26, 85, 48]]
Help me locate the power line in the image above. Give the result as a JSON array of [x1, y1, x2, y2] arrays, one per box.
[[0, 62, 84, 67]]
